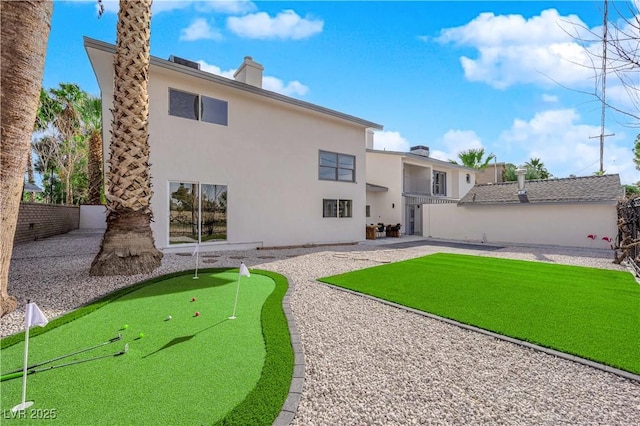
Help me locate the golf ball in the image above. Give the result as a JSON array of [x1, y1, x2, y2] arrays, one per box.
[[167, 315, 172, 320], [123, 324, 129, 329], [195, 311, 200, 317], [139, 332, 145, 338]]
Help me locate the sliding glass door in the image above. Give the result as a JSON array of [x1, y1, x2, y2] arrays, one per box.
[[169, 182, 227, 245]]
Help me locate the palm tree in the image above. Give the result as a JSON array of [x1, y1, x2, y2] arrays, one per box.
[[1, 0, 53, 317], [525, 157, 551, 179], [451, 148, 496, 169], [90, 0, 162, 275], [49, 83, 86, 204], [81, 96, 103, 205]]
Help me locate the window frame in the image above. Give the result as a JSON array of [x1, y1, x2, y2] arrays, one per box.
[[323, 198, 353, 218], [168, 181, 228, 246], [168, 88, 228, 127], [318, 150, 356, 182], [433, 171, 447, 196]]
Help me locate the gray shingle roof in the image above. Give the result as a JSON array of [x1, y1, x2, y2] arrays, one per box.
[[459, 174, 623, 205]]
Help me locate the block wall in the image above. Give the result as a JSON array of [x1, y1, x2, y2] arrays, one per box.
[[14, 203, 79, 245]]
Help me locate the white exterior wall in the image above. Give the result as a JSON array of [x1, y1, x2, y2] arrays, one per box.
[[88, 47, 370, 250], [456, 170, 475, 199], [424, 203, 617, 248], [366, 153, 404, 225], [79, 205, 107, 229]]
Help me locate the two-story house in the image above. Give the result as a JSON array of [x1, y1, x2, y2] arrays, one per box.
[[85, 37, 382, 251]]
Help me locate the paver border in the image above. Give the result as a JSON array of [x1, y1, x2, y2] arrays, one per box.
[[273, 278, 305, 426]]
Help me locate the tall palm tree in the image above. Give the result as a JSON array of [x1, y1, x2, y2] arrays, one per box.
[[90, 0, 162, 275], [451, 148, 496, 169], [50, 83, 86, 204], [1, 0, 53, 317], [81, 96, 103, 205]]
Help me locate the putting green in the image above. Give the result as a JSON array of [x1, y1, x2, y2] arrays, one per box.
[[0, 269, 293, 424]]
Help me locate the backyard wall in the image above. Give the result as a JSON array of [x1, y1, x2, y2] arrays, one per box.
[[424, 203, 617, 249], [14, 202, 79, 245]]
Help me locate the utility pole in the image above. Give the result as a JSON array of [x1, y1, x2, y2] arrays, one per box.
[[590, 0, 614, 174]]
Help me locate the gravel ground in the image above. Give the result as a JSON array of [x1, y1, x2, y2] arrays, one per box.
[[3, 230, 640, 424]]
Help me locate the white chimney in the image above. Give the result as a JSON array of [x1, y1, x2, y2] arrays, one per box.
[[516, 168, 527, 194], [234, 56, 263, 88], [366, 129, 374, 149]]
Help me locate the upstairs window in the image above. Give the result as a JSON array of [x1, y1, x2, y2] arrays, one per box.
[[201, 95, 228, 126], [319, 151, 355, 182], [169, 88, 228, 126], [433, 171, 447, 196], [169, 89, 198, 120]]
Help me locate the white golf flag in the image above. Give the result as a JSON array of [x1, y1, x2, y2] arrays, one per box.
[[239, 263, 250, 277], [26, 302, 48, 328]]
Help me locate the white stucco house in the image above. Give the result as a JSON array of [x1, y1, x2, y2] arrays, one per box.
[[85, 37, 382, 252], [365, 145, 477, 235]]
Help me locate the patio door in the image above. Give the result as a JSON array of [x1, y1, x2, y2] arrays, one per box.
[[405, 205, 422, 236]]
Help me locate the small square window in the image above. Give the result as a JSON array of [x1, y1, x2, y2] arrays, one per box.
[[323, 199, 337, 217], [339, 200, 352, 218], [169, 89, 198, 120], [201, 96, 228, 126]]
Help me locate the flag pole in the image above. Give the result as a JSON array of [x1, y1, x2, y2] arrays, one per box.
[[229, 262, 250, 320], [13, 302, 34, 412], [193, 243, 200, 280], [229, 273, 241, 320]]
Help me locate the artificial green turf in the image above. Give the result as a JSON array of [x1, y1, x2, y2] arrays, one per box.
[[318, 253, 640, 374], [0, 269, 293, 425]]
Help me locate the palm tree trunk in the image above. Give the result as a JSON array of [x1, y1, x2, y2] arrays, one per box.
[[0, 0, 53, 317], [90, 0, 162, 276]]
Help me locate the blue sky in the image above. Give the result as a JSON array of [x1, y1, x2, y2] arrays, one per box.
[[46, 1, 639, 184]]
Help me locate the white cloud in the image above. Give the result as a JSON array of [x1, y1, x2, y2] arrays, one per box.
[[373, 131, 411, 152], [180, 18, 222, 41], [263, 76, 309, 97], [196, 61, 236, 79], [499, 108, 637, 183], [430, 130, 485, 162], [227, 10, 323, 40], [436, 9, 597, 89], [196, 60, 309, 97], [542, 94, 559, 103]]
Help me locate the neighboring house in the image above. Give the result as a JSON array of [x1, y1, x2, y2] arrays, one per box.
[[365, 145, 476, 235], [424, 174, 623, 248], [85, 37, 382, 251], [23, 182, 43, 194], [475, 161, 506, 184]]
